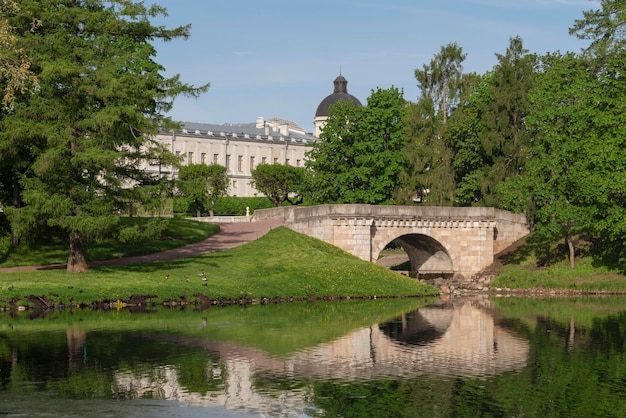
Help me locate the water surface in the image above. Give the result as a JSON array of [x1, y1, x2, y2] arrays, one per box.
[[0, 296, 624, 417]]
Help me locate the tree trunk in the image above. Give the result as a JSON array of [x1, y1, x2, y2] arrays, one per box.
[[10, 171, 21, 247], [209, 197, 215, 217], [566, 220, 575, 269], [194, 199, 201, 218], [67, 231, 88, 273]]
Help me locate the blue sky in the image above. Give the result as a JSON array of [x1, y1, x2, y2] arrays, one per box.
[[153, 0, 598, 133]]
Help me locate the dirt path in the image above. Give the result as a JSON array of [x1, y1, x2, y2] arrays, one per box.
[[0, 219, 284, 273]]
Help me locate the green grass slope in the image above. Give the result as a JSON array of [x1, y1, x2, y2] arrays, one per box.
[[0, 227, 437, 307]]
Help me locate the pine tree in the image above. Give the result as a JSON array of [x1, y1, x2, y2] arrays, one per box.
[[0, 0, 208, 272]]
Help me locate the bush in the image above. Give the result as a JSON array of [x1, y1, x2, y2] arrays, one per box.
[[173, 195, 307, 217], [214, 197, 275, 215]]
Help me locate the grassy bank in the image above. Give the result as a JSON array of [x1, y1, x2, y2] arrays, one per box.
[[490, 235, 626, 293], [0, 227, 438, 308]]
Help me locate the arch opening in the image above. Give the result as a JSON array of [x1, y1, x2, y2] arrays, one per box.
[[378, 234, 454, 278], [379, 305, 453, 346]]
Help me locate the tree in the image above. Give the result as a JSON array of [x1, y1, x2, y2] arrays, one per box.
[[0, 0, 209, 272], [569, 0, 626, 268], [498, 53, 599, 269], [569, 0, 626, 68], [401, 43, 467, 205], [449, 37, 536, 207], [414, 42, 466, 125], [177, 164, 229, 217], [250, 163, 306, 207], [306, 87, 407, 204]]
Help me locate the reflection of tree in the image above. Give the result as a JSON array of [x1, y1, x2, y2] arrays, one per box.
[[0, 331, 225, 399], [311, 378, 456, 417], [452, 312, 626, 418], [66, 328, 86, 371]]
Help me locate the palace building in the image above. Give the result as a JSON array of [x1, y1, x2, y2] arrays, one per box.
[[151, 74, 361, 197]]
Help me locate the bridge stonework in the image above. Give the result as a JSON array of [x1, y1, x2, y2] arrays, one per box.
[[253, 205, 529, 278]]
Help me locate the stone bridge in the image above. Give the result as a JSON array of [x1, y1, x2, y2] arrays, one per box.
[[253, 204, 529, 278]]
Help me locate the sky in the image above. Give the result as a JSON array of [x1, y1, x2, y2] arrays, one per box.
[[152, 0, 599, 133]]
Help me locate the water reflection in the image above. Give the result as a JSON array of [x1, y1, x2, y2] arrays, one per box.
[[1, 296, 624, 417]]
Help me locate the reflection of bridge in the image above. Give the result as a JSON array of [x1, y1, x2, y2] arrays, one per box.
[[115, 299, 529, 414], [253, 205, 529, 277]]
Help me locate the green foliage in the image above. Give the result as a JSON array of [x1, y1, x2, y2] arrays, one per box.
[[414, 42, 466, 124], [173, 196, 276, 216], [0, 0, 208, 272], [400, 43, 468, 205], [251, 163, 306, 207], [307, 87, 408, 204], [177, 163, 229, 216], [214, 196, 276, 215]]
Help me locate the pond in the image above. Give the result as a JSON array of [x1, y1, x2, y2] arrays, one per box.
[[0, 295, 625, 417]]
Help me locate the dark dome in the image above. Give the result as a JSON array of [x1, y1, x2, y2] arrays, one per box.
[[315, 75, 362, 117]]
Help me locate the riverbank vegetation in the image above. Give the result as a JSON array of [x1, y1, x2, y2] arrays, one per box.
[[0, 227, 438, 309], [490, 232, 626, 292]]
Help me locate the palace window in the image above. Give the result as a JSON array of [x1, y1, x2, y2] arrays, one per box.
[[200, 152, 206, 164], [238, 155, 243, 172], [187, 151, 194, 164], [250, 156, 255, 170], [213, 153, 219, 164]]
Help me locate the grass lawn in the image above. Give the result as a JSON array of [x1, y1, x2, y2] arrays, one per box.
[[0, 227, 438, 308], [490, 233, 626, 293], [0, 217, 219, 268]]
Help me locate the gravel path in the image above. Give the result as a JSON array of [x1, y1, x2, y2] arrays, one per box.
[[0, 219, 284, 272]]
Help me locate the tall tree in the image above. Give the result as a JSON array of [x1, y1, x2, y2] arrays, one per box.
[[569, 0, 626, 67], [569, 0, 626, 268], [177, 164, 229, 217], [1, 0, 208, 272], [498, 53, 599, 269], [306, 87, 407, 204], [449, 37, 536, 207], [414, 42, 466, 125], [401, 43, 466, 205]]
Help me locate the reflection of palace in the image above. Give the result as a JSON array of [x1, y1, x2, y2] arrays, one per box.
[[113, 299, 529, 415], [149, 74, 362, 197]]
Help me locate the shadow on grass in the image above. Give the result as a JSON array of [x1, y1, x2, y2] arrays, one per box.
[[497, 232, 567, 267], [92, 253, 235, 274]]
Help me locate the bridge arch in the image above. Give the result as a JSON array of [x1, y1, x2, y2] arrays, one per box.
[[376, 233, 454, 277]]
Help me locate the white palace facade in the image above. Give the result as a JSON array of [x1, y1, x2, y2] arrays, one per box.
[[151, 74, 361, 197]]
